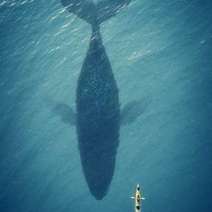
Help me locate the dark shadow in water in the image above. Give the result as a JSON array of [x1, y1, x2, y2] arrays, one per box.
[[60, 0, 139, 199]]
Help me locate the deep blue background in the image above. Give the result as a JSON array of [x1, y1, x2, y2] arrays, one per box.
[[0, 0, 212, 212]]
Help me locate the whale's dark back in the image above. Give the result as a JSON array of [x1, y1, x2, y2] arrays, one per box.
[[61, 0, 132, 199], [76, 30, 120, 199]]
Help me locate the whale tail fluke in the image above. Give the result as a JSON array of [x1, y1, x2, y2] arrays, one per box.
[[61, 0, 132, 25]]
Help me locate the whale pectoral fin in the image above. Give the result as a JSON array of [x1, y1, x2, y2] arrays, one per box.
[[97, 0, 132, 23], [53, 103, 76, 126], [120, 98, 150, 126], [45, 97, 76, 126]]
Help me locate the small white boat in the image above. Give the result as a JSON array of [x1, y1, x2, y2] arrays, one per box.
[[131, 184, 145, 212]]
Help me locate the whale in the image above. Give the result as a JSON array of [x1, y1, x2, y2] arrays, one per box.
[[76, 25, 120, 199], [58, 0, 148, 200]]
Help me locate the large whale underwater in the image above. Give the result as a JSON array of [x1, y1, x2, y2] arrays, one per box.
[[54, 0, 148, 200]]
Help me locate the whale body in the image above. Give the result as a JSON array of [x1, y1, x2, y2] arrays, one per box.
[[61, 0, 132, 199], [77, 26, 120, 199]]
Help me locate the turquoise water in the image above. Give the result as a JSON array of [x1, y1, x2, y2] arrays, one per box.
[[0, 0, 212, 211]]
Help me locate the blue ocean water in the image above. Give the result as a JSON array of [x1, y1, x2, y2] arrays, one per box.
[[0, 0, 212, 211]]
